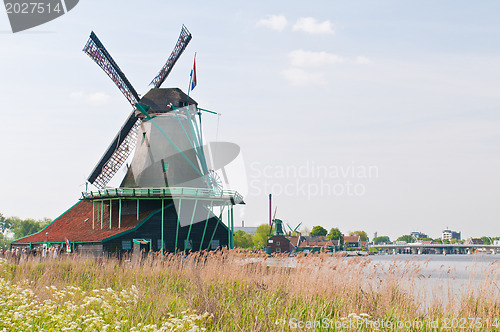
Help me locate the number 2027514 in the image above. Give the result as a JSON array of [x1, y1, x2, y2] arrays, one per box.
[[5, 2, 62, 14]]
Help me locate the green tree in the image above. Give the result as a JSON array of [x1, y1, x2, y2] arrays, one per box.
[[327, 227, 344, 246], [396, 235, 415, 243], [234, 230, 254, 249], [252, 224, 271, 249], [349, 231, 368, 242], [0, 213, 10, 235], [481, 236, 492, 245], [0, 232, 10, 249], [9, 217, 51, 239], [310, 226, 327, 237], [373, 236, 390, 244]]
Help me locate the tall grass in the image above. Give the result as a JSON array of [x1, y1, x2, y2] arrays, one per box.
[[0, 251, 498, 331]]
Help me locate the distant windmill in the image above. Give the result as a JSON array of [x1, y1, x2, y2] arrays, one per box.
[[285, 222, 302, 236]]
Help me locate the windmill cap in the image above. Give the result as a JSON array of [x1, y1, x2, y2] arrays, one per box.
[[139, 88, 197, 113]]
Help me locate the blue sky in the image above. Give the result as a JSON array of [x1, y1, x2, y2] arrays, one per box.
[[1, 1, 499, 240]]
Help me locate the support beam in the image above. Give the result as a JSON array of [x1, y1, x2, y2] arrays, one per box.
[[175, 199, 182, 254], [161, 199, 165, 253], [207, 209, 224, 250], [100, 200, 103, 229], [185, 199, 199, 251], [199, 201, 213, 251], [136, 199, 140, 220], [227, 205, 230, 249], [118, 199, 122, 229], [109, 200, 112, 229], [92, 201, 95, 230], [230, 205, 234, 249]]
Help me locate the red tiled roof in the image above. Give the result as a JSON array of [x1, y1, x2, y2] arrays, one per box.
[[299, 240, 336, 247], [344, 236, 360, 243], [13, 200, 155, 243]]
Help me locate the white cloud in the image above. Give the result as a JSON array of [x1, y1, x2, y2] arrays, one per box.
[[280, 67, 326, 86], [282, 51, 373, 86], [256, 15, 288, 31], [70, 91, 110, 105], [293, 17, 334, 34], [354, 56, 373, 65], [287, 50, 373, 67], [289, 49, 346, 67]]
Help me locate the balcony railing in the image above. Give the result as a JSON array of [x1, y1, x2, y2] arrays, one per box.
[[81, 187, 244, 204]]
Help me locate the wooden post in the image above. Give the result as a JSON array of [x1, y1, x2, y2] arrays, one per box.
[[175, 199, 182, 254], [118, 199, 122, 229], [161, 199, 164, 253], [109, 200, 112, 229], [199, 200, 213, 251], [100, 200, 103, 230], [185, 199, 198, 251]]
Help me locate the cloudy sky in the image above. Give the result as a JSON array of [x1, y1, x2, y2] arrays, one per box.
[[1, 1, 499, 240]]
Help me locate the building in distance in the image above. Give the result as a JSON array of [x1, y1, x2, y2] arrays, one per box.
[[411, 231, 428, 239], [233, 221, 257, 234], [442, 229, 461, 240]]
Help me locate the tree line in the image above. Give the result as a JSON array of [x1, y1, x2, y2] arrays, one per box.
[[234, 224, 500, 250], [0, 213, 51, 248], [234, 224, 370, 249], [393, 234, 500, 245]]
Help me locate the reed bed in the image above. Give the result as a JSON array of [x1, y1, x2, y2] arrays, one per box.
[[0, 251, 498, 331]]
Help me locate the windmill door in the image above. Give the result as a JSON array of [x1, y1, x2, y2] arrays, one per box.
[[132, 239, 151, 260]]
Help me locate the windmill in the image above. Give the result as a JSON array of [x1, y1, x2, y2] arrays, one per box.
[[83, 26, 195, 189], [81, 26, 241, 252], [285, 222, 302, 236], [12, 26, 243, 254], [269, 207, 286, 236]]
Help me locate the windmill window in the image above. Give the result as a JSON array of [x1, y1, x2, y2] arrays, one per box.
[[276, 248, 281, 253], [121, 240, 132, 250], [141, 132, 146, 145], [276, 241, 280, 246]]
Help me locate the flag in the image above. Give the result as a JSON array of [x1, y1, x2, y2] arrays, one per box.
[[190, 54, 197, 91], [65, 237, 71, 252]]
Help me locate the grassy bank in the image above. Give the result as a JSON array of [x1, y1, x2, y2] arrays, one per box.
[[0, 251, 498, 331]]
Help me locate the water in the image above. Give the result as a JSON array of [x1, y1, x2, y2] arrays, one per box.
[[259, 253, 500, 305], [369, 254, 500, 304], [369, 253, 500, 280]]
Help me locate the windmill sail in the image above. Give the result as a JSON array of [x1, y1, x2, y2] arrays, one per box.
[[87, 111, 142, 188], [83, 31, 140, 105], [150, 25, 192, 88], [83, 31, 142, 188]]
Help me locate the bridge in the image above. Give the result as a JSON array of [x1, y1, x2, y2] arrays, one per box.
[[371, 243, 500, 255]]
